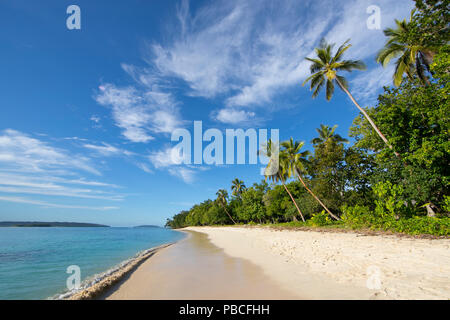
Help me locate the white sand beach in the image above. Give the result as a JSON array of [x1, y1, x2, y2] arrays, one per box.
[[186, 226, 450, 300]]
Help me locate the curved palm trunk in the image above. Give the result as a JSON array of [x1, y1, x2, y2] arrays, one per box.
[[335, 78, 400, 158], [221, 203, 236, 224], [295, 169, 341, 221], [280, 177, 305, 222]]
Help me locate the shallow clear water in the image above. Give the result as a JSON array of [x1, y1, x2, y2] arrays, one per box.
[[0, 227, 185, 299]]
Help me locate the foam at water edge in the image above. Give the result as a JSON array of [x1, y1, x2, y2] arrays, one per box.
[[50, 243, 173, 300]]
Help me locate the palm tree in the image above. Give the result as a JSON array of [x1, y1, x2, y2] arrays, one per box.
[[260, 139, 305, 222], [303, 39, 399, 157], [376, 10, 433, 87], [311, 124, 349, 146], [215, 189, 236, 224], [231, 178, 246, 199], [281, 138, 340, 221]]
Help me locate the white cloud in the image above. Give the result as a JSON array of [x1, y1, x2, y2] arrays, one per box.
[[95, 83, 183, 143], [90, 115, 101, 123], [136, 163, 153, 174], [148, 0, 413, 111], [0, 185, 122, 201], [0, 196, 119, 211], [0, 129, 99, 175], [351, 64, 396, 102], [168, 167, 196, 184], [215, 108, 255, 124], [149, 145, 184, 169], [83, 142, 133, 157], [0, 130, 124, 207], [0, 172, 123, 201], [148, 145, 199, 183]]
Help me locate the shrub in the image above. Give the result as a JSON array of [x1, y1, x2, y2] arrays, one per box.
[[309, 211, 332, 227], [341, 204, 373, 228], [373, 181, 409, 219], [392, 216, 450, 236]]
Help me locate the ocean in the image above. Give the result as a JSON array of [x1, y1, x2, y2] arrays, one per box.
[[0, 227, 185, 299]]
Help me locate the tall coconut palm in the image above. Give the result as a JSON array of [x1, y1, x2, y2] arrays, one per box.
[[376, 10, 433, 87], [260, 139, 305, 222], [303, 39, 399, 157], [215, 189, 236, 224], [281, 138, 340, 221], [311, 124, 349, 146], [231, 178, 246, 199]]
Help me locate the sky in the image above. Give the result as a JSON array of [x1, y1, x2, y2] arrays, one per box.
[[0, 0, 414, 226]]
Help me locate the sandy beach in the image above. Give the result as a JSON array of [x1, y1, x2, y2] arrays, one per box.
[[104, 230, 297, 299], [102, 227, 450, 300], [186, 227, 450, 300]]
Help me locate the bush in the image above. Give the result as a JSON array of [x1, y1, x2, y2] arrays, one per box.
[[392, 216, 450, 236], [341, 203, 450, 236], [341, 204, 373, 228], [309, 211, 332, 227], [373, 181, 409, 219]]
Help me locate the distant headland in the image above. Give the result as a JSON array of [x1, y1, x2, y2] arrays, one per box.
[[0, 221, 110, 228]]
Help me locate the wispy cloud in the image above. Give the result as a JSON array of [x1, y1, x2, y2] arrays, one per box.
[[167, 167, 196, 184], [148, 145, 184, 168], [0, 196, 119, 211], [148, 145, 198, 183], [351, 64, 396, 103], [0, 130, 124, 208], [148, 0, 413, 112], [83, 142, 134, 157], [95, 68, 184, 143], [0, 129, 99, 175], [214, 108, 256, 124]]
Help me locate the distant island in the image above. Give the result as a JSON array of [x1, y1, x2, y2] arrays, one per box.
[[134, 225, 161, 228], [0, 221, 110, 228]]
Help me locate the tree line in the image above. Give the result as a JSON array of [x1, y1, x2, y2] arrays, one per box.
[[166, 1, 449, 236]]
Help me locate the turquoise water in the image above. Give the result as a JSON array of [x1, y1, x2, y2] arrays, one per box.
[[0, 227, 185, 300]]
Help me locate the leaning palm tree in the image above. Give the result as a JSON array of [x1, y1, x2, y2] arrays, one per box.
[[376, 10, 433, 87], [303, 39, 399, 157], [311, 124, 349, 146], [281, 138, 340, 221], [260, 139, 305, 222], [216, 189, 236, 224], [231, 178, 246, 199]]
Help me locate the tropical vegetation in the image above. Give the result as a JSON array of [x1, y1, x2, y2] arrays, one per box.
[[166, 1, 449, 236]]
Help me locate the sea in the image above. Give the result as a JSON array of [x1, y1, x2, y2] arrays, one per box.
[[0, 227, 185, 299]]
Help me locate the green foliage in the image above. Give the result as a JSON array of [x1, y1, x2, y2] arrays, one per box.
[[310, 211, 332, 227], [443, 196, 450, 213], [341, 205, 373, 228], [392, 216, 450, 236], [350, 46, 449, 212], [373, 181, 408, 219], [165, 1, 449, 237]]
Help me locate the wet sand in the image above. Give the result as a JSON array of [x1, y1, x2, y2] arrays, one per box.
[[103, 231, 299, 299]]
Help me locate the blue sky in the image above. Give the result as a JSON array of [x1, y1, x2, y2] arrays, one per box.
[[0, 0, 413, 226]]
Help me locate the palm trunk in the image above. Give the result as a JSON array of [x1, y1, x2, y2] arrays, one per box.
[[280, 177, 305, 222], [221, 203, 236, 224], [335, 78, 400, 158], [295, 169, 341, 221]]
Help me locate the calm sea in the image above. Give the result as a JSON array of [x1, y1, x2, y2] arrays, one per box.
[[0, 227, 185, 299]]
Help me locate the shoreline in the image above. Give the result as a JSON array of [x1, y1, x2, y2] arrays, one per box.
[[186, 226, 450, 299], [58, 242, 176, 300], [104, 230, 299, 299]]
